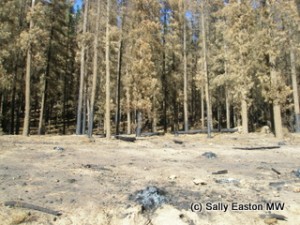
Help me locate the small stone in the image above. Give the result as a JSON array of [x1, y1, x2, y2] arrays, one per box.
[[293, 187, 300, 193], [273, 191, 280, 197], [193, 179, 207, 185], [169, 175, 177, 180]]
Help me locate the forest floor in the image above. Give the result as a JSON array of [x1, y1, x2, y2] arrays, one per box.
[[0, 132, 300, 225]]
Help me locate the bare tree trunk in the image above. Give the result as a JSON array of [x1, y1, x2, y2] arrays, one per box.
[[38, 75, 47, 135], [76, 0, 89, 135], [267, 0, 283, 139], [82, 81, 87, 134], [126, 88, 131, 134], [23, 0, 35, 136], [0, 94, 3, 133], [241, 97, 248, 133], [162, 1, 168, 133], [290, 47, 300, 132], [201, 86, 205, 130], [224, 41, 230, 129], [136, 111, 142, 136], [226, 91, 230, 129], [115, 39, 123, 135], [183, 0, 189, 132], [88, 0, 101, 138], [38, 27, 54, 135], [201, 1, 212, 138], [237, 0, 248, 134], [105, 0, 111, 139], [270, 60, 283, 139], [10, 69, 17, 134], [152, 96, 157, 132]]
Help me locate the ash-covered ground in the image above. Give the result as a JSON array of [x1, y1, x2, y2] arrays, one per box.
[[0, 133, 299, 225]]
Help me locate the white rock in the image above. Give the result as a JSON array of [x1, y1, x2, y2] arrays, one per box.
[[193, 179, 207, 185], [169, 175, 177, 180]]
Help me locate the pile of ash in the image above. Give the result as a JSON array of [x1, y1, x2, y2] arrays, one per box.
[[202, 151, 217, 159], [129, 186, 168, 211]]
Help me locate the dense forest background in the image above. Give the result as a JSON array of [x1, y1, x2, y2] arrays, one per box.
[[0, 0, 299, 139]]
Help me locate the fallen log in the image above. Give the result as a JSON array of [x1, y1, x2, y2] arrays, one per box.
[[4, 201, 62, 216], [174, 128, 238, 135], [212, 170, 228, 175], [115, 135, 136, 142], [233, 146, 280, 150], [140, 132, 165, 137]]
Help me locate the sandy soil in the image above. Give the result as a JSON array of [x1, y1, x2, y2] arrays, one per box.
[[0, 133, 299, 225]]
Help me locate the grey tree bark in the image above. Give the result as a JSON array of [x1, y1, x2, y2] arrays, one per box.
[[88, 0, 101, 138], [201, 0, 212, 138], [76, 0, 89, 135]]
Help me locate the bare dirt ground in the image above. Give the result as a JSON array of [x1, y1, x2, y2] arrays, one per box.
[[0, 133, 299, 225]]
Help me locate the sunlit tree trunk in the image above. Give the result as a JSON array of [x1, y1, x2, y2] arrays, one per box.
[[238, 0, 248, 134], [88, 0, 101, 138], [115, 39, 123, 135], [38, 74, 47, 135], [105, 0, 111, 138], [201, 86, 205, 130], [267, 0, 283, 139], [224, 42, 230, 129], [126, 87, 131, 134], [23, 0, 35, 136], [183, 0, 189, 132], [162, 0, 168, 133], [201, 0, 212, 137]]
